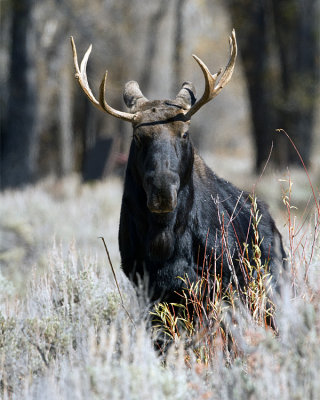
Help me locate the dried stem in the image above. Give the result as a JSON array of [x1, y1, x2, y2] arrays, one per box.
[[99, 237, 135, 327]]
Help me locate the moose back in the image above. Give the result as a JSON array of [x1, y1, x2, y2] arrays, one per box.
[[71, 31, 286, 303]]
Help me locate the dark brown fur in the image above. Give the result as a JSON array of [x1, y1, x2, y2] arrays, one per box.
[[119, 83, 286, 303]]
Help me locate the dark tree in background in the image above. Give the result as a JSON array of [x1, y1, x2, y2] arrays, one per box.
[[0, 0, 319, 190], [1, 0, 38, 188], [227, 0, 319, 170], [172, 0, 186, 96], [140, 0, 169, 93], [272, 0, 319, 167]]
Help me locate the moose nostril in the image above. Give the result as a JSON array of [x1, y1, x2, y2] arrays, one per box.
[[147, 185, 178, 214]]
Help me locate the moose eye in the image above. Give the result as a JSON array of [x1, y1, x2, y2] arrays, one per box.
[[181, 132, 189, 139]]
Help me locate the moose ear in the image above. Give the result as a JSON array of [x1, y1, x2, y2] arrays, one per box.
[[175, 81, 196, 109], [123, 81, 148, 111]]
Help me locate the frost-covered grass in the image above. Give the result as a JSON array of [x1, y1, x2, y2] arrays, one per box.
[[0, 176, 122, 290], [0, 174, 319, 399]]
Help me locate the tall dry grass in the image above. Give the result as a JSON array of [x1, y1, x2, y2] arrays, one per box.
[[0, 169, 319, 399]]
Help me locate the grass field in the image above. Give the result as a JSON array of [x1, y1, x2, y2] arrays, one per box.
[[0, 168, 319, 399]]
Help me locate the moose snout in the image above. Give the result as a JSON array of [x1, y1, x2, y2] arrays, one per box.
[[147, 186, 178, 214], [144, 172, 180, 214]]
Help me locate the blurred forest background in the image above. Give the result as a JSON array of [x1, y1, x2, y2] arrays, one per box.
[[1, 3, 320, 398], [0, 0, 319, 189]]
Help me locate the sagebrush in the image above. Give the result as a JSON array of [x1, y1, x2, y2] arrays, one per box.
[[0, 175, 319, 400]]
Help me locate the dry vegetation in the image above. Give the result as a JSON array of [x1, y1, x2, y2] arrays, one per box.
[[1, 1, 319, 397], [0, 166, 319, 399]]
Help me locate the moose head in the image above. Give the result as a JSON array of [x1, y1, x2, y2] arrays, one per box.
[[71, 32, 237, 216]]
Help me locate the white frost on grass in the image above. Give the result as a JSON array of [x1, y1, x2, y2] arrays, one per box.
[[0, 176, 319, 400]]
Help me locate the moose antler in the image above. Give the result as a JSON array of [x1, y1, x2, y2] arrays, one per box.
[[70, 37, 136, 122], [184, 29, 237, 120]]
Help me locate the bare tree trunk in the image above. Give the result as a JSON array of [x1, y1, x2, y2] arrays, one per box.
[[272, 0, 319, 167], [140, 1, 169, 92], [58, 43, 74, 176], [1, 0, 38, 188], [227, 0, 319, 170], [227, 0, 280, 170], [172, 0, 186, 95]]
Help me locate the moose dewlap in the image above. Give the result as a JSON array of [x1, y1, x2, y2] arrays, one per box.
[[71, 31, 286, 303]]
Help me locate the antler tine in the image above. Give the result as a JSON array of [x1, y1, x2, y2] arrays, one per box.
[[99, 70, 136, 122], [70, 37, 135, 122], [185, 29, 237, 120], [71, 37, 104, 112], [215, 29, 237, 91]]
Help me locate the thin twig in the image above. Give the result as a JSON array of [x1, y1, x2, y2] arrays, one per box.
[[276, 129, 320, 266], [276, 129, 319, 215], [99, 237, 136, 327], [21, 327, 49, 368]]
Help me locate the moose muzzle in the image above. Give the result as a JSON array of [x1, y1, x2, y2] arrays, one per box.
[[144, 171, 180, 214]]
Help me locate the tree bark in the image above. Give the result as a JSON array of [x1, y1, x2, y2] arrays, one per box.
[[1, 0, 38, 188], [58, 43, 74, 176], [272, 0, 319, 166], [172, 0, 186, 96], [227, 0, 319, 170], [140, 0, 169, 92]]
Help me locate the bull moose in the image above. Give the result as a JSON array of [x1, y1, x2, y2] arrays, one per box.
[[71, 31, 286, 304]]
